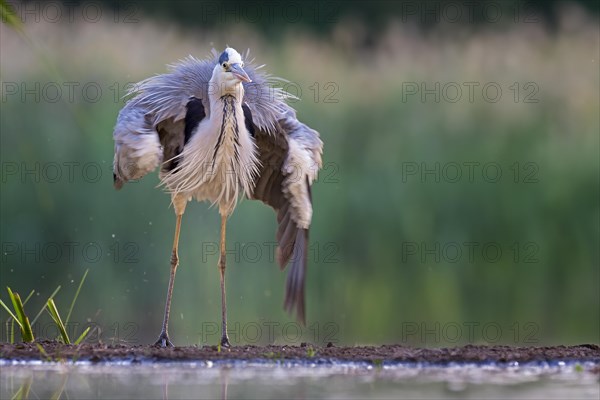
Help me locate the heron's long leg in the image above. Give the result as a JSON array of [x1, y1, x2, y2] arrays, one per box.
[[219, 214, 231, 347], [155, 195, 186, 347]]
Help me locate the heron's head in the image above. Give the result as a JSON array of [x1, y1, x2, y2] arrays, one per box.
[[212, 47, 251, 98]]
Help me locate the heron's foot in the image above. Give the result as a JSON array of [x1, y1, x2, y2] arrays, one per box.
[[154, 332, 174, 347], [220, 335, 231, 348]]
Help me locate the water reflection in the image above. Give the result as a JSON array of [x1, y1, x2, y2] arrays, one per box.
[[1, 361, 598, 399], [220, 368, 228, 400]]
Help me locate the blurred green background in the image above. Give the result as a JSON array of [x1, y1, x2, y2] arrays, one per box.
[[1, 0, 598, 347]]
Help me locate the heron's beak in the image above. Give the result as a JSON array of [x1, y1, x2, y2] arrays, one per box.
[[231, 63, 252, 83]]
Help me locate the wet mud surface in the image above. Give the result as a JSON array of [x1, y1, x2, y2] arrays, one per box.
[[1, 342, 599, 365]]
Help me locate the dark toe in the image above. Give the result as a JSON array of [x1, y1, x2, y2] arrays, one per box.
[[220, 336, 231, 348], [154, 333, 174, 347]]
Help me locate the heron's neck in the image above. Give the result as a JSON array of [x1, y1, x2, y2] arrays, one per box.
[[209, 81, 244, 111], [209, 93, 242, 126], [216, 94, 239, 132]]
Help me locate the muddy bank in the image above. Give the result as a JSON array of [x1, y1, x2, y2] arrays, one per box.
[[1, 342, 599, 365]]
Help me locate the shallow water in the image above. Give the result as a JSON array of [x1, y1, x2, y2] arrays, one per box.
[[1, 360, 598, 399]]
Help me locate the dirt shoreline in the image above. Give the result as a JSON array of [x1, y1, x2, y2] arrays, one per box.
[[1, 342, 599, 365]]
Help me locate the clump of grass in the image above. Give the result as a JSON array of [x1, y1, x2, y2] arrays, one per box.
[[1, 269, 92, 344], [46, 298, 90, 345], [0, 288, 34, 342], [2, 286, 61, 343], [45, 269, 91, 345]]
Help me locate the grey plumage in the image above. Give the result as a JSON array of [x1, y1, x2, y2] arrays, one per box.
[[113, 48, 322, 339], [123, 50, 290, 135]]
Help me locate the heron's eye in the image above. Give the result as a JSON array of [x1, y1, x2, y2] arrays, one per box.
[[222, 62, 229, 69]]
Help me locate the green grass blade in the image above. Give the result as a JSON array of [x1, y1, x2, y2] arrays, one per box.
[[22, 290, 35, 305], [65, 269, 89, 324], [1, 294, 22, 343], [7, 288, 25, 326], [22, 315, 34, 342], [0, 298, 21, 329], [0, 0, 24, 33], [7, 288, 34, 342], [74, 326, 91, 345], [31, 285, 61, 325], [9, 318, 15, 344], [7, 289, 35, 343], [46, 299, 70, 344], [35, 343, 51, 361]]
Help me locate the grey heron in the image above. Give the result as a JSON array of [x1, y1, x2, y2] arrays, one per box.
[[112, 48, 323, 347]]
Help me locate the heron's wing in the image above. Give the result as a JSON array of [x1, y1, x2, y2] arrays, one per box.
[[113, 97, 207, 188], [112, 102, 162, 189], [245, 104, 323, 324], [113, 56, 214, 188]]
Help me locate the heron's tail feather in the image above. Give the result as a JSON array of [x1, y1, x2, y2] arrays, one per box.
[[283, 228, 308, 325], [113, 173, 124, 190]]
